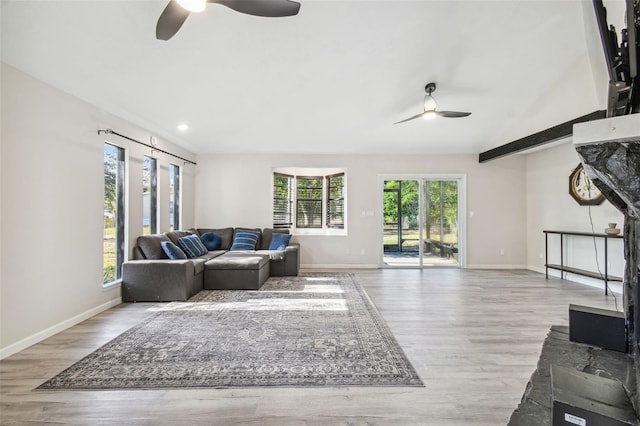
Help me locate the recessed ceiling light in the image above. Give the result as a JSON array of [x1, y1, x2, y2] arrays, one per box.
[[177, 124, 189, 131]]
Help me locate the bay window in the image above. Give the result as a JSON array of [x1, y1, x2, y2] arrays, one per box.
[[273, 169, 346, 233]]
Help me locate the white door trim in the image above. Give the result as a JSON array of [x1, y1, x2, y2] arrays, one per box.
[[378, 174, 467, 268]]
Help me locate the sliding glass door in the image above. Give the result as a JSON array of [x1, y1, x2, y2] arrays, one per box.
[[423, 180, 459, 266], [382, 176, 463, 268], [383, 180, 420, 266]]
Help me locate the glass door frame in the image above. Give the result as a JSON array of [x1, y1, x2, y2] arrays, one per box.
[[378, 174, 467, 268]]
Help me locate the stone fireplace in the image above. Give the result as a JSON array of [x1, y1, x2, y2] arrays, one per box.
[[509, 114, 640, 425], [573, 113, 640, 412]]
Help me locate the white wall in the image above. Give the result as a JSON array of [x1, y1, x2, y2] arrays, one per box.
[[525, 141, 625, 292], [195, 153, 527, 268], [0, 64, 196, 358]]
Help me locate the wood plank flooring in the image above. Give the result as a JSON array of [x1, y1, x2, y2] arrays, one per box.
[[0, 269, 620, 425]]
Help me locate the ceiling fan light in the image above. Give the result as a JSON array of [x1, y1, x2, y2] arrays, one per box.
[[423, 95, 437, 111], [176, 0, 206, 12], [422, 111, 437, 120]]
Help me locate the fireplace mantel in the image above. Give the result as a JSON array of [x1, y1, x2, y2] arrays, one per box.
[[573, 114, 640, 219]]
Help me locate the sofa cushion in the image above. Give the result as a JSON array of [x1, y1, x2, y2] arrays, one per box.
[[165, 230, 193, 246], [200, 232, 222, 250], [205, 252, 270, 270], [192, 250, 226, 273], [261, 228, 290, 250], [136, 234, 172, 259], [230, 229, 260, 251], [235, 227, 262, 249], [256, 250, 286, 261], [178, 235, 208, 258], [197, 250, 226, 260], [191, 258, 207, 275], [197, 228, 234, 250], [161, 241, 188, 260], [268, 233, 292, 250]]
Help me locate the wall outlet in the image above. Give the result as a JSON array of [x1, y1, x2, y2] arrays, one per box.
[[361, 249, 365, 255], [500, 249, 505, 256]]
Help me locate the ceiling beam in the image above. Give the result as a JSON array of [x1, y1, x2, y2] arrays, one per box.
[[478, 110, 607, 163]]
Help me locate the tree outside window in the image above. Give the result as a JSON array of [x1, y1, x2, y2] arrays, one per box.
[[296, 177, 323, 228], [273, 171, 345, 231], [169, 164, 180, 231], [103, 143, 125, 284], [143, 156, 157, 235]]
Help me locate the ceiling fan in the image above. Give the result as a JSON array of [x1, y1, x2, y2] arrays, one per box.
[[394, 82, 471, 124], [156, 0, 301, 41]]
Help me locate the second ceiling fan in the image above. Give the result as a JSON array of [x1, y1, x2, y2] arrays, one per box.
[[156, 0, 301, 41], [394, 82, 471, 124]]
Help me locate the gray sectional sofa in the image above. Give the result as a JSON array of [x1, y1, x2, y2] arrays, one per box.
[[121, 227, 299, 302]]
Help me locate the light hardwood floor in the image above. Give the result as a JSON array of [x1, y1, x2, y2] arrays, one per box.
[[0, 269, 619, 425]]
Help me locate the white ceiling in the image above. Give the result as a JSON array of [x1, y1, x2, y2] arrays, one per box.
[[1, 0, 619, 155]]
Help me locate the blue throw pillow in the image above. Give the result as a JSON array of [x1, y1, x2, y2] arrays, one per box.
[[268, 233, 292, 250], [161, 241, 187, 260], [178, 234, 208, 258], [200, 232, 222, 251], [230, 230, 260, 251]]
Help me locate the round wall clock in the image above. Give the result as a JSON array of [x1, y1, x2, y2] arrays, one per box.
[[569, 163, 605, 206]]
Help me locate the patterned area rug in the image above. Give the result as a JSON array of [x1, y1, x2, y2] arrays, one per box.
[[38, 273, 423, 389]]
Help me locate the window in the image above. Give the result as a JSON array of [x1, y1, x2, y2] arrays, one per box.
[[142, 156, 157, 235], [169, 164, 180, 231], [297, 176, 324, 228], [273, 170, 345, 232], [103, 143, 125, 284], [273, 173, 293, 229], [327, 173, 345, 228]]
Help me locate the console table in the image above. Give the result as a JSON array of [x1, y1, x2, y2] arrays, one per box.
[[543, 230, 623, 295]]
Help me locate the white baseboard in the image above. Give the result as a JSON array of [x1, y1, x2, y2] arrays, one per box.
[[301, 264, 379, 269], [303, 264, 529, 270], [528, 265, 547, 275], [464, 264, 528, 270], [0, 297, 122, 360], [527, 265, 622, 295]]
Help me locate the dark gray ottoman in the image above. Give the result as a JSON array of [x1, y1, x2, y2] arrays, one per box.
[[204, 252, 270, 290]]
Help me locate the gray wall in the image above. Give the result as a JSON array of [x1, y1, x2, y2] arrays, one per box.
[[0, 64, 196, 357], [526, 141, 625, 291], [195, 153, 528, 268]]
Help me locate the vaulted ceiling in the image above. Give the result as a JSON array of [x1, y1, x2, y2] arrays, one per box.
[[1, 0, 624, 155]]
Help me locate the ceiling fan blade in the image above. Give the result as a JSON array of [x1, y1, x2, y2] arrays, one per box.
[[156, 0, 191, 40], [211, 0, 301, 17], [436, 111, 471, 118], [394, 112, 425, 125]]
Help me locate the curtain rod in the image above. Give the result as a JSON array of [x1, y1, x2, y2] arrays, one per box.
[[97, 128, 197, 165]]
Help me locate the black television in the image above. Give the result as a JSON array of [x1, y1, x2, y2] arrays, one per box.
[[593, 0, 640, 115]]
